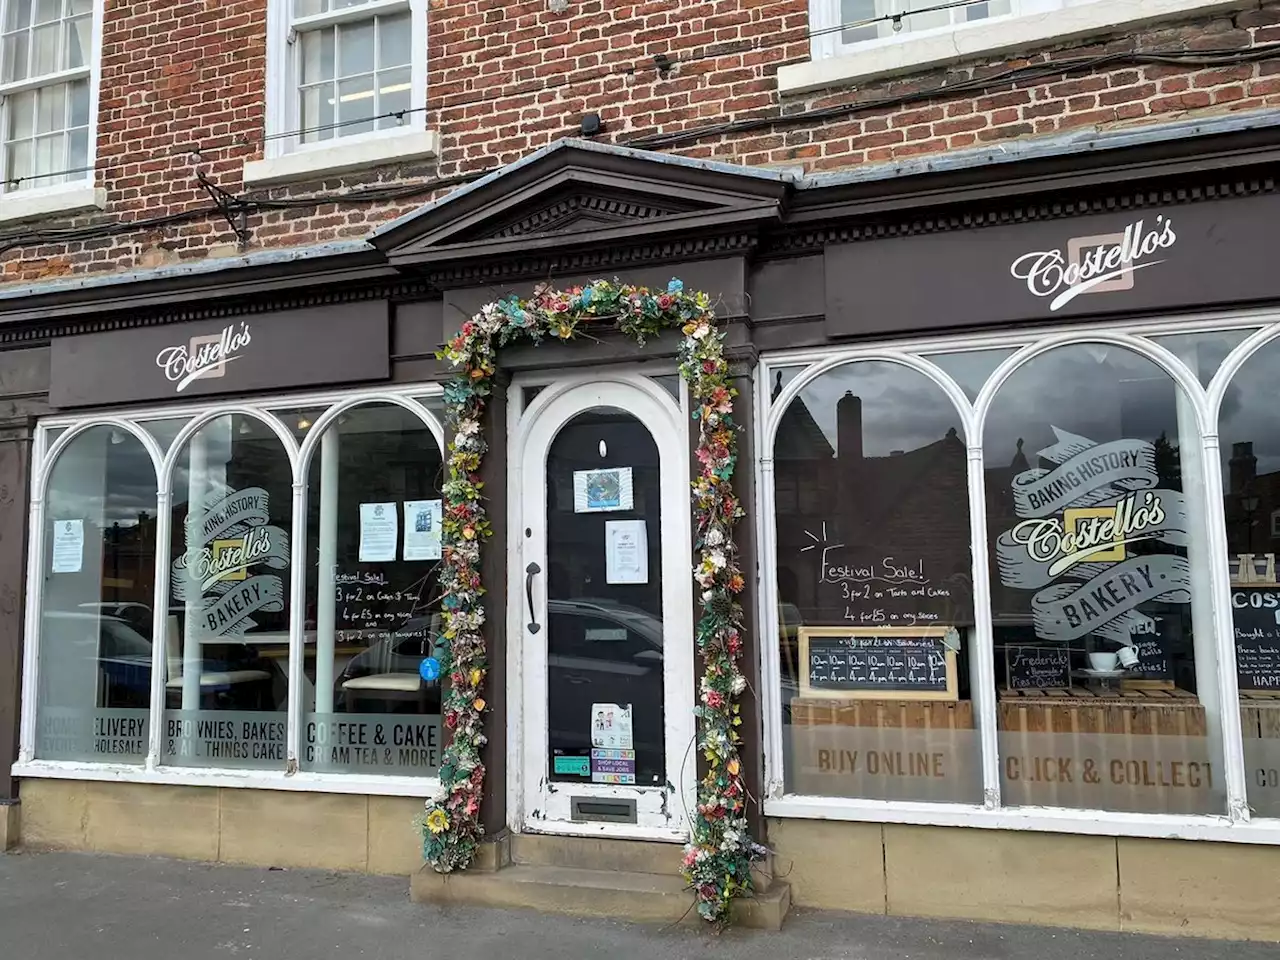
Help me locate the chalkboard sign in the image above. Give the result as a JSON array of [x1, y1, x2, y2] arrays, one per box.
[[1126, 631, 1173, 682], [798, 626, 958, 701], [1004, 645, 1070, 690], [333, 569, 435, 646], [1231, 587, 1280, 692]]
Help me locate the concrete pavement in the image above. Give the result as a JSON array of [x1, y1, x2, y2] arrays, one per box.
[[1, 850, 1276, 960]]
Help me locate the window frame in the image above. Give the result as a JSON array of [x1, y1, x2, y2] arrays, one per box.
[[0, 0, 101, 207], [14, 381, 447, 798], [809, 0, 1034, 61], [756, 307, 1280, 844], [264, 0, 428, 163]]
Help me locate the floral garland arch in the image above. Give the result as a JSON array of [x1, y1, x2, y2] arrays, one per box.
[[422, 278, 765, 926]]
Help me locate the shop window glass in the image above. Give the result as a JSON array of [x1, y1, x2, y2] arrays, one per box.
[[922, 348, 1017, 402], [35, 425, 156, 762], [1218, 338, 1280, 818], [301, 403, 443, 776], [163, 415, 292, 770], [140, 417, 190, 454], [986, 344, 1224, 814], [1152, 329, 1257, 389], [773, 361, 981, 803]]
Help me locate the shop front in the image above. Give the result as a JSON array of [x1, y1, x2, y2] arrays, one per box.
[[10, 128, 1280, 936]]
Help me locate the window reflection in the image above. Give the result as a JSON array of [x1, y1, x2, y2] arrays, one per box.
[[36, 426, 157, 763], [163, 415, 292, 770], [772, 362, 980, 804], [1218, 338, 1280, 818], [986, 345, 1223, 815], [301, 403, 444, 776]]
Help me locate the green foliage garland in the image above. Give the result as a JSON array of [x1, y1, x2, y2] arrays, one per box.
[[424, 278, 765, 927]]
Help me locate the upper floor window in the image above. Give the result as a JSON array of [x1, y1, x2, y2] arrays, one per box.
[[267, 0, 426, 156], [0, 0, 96, 194], [828, 0, 1013, 48]]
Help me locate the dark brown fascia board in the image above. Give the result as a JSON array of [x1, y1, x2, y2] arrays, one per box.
[[372, 149, 791, 253], [387, 200, 782, 266], [0, 247, 394, 327], [785, 124, 1280, 227]]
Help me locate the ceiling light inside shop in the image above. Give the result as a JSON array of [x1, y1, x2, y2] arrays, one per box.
[[297, 415, 312, 431], [599, 440, 607, 458], [238, 420, 253, 435], [109, 429, 125, 445], [328, 81, 412, 106]]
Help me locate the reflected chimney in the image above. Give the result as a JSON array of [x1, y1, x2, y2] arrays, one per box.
[[837, 391, 863, 462], [1230, 441, 1257, 494]]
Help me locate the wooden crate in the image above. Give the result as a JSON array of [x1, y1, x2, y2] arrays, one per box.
[[997, 686, 1207, 736], [1241, 692, 1280, 740]]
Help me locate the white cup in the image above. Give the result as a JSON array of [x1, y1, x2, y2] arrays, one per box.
[[1116, 645, 1140, 668], [1088, 651, 1120, 672]]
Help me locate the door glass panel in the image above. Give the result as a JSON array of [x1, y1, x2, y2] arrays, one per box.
[[545, 408, 665, 787]]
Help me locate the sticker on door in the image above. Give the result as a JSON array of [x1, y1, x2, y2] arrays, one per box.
[[591, 703, 634, 750]]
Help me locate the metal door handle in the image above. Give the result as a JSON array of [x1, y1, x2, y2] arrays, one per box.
[[525, 562, 541, 634]]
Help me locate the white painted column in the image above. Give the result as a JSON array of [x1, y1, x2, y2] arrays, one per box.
[[315, 428, 340, 715], [181, 429, 207, 711]]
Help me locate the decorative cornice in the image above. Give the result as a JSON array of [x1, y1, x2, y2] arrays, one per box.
[[481, 193, 695, 240], [764, 171, 1279, 258]]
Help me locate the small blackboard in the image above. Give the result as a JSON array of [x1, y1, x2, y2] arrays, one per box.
[[1004, 645, 1070, 690], [1127, 633, 1173, 681], [1231, 588, 1280, 692], [799, 626, 958, 701]]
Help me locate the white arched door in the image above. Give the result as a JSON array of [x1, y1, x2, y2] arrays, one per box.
[[512, 375, 694, 839]]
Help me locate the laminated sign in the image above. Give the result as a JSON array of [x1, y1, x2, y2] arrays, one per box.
[[996, 428, 1191, 643]]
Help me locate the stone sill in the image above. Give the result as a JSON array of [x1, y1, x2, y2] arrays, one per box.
[[777, 0, 1256, 95], [243, 129, 441, 187], [0, 184, 105, 225]]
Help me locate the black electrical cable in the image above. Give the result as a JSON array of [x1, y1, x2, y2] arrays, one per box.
[[621, 43, 1280, 150]]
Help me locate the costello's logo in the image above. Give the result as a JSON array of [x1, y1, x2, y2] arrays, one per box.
[[155, 321, 252, 392], [1010, 216, 1177, 312]]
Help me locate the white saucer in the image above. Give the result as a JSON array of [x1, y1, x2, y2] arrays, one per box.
[[1078, 668, 1127, 679]]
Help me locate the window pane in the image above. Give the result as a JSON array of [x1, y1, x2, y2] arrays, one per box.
[[293, 0, 327, 16], [164, 415, 292, 771], [35, 426, 157, 763], [299, 83, 333, 143], [33, 0, 58, 24], [299, 25, 334, 84], [5, 0, 32, 31], [1152, 328, 1257, 388], [5, 139, 32, 186], [1219, 339, 1280, 818], [987, 344, 1224, 815], [923, 348, 1017, 403], [774, 362, 980, 803], [68, 0, 91, 15], [840, 0, 882, 44], [7, 87, 34, 139], [34, 131, 62, 182], [31, 20, 57, 75], [140, 417, 190, 454], [67, 125, 86, 170], [375, 66, 409, 129], [336, 18, 374, 77], [336, 74, 374, 136], [68, 75, 88, 125], [35, 79, 65, 133], [377, 11, 411, 69], [64, 12, 87, 67], [2, 31, 30, 83], [301, 404, 444, 776]]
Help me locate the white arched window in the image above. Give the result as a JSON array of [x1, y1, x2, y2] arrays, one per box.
[[18, 385, 445, 793], [759, 312, 1280, 842]]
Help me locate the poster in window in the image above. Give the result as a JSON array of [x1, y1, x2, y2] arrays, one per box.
[[358, 502, 398, 562], [604, 519, 647, 584], [573, 467, 633, 513], [51, 519, 84, 574], [402, 499, 442, 561]]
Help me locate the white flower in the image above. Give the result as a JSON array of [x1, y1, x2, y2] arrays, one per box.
[[692, 324, 710, 339], [705, 528, 724, 547], [707, 550, 726, 570], [731, 674, 747, 695]]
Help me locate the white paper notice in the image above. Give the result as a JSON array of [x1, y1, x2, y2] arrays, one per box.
[[51, 519, 84, 574], [590, 702, 634, 750], [605, 519, 647, 585], [358, 502, 398, 562], [403, 499, 442, 561], [573, 467, 634, 514]]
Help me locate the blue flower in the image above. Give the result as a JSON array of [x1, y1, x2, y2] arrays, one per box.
[[667, 278, 684, 294], [582, 286, 596, 306]]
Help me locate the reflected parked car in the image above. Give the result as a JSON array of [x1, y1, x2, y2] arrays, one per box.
[[545, 598, 666, 785], [334, 616, 447, 714]]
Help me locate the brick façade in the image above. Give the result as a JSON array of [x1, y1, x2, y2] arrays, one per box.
[[5, 0, 1280, 284]]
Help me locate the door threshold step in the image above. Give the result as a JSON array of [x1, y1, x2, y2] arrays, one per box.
[[509, 833, 682, 874], [411, 863, 790, 930]]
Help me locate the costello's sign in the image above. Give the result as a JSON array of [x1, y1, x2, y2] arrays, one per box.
[[996, 428, 1191, 644], [50, 301, 390, 408], [824, 192, 1280, 339], [1009, 216, 1177, 313]]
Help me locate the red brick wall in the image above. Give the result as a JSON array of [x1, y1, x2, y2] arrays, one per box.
[[4, 0, 1280, 283]]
